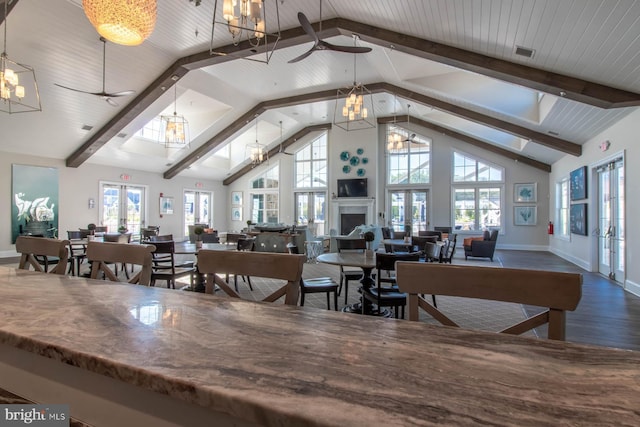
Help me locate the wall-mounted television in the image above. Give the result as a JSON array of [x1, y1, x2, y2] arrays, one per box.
[[337, 178, 368, 198]]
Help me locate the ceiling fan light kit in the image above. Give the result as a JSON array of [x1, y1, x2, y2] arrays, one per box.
[[0, 0, 41, 114], [82, 0, 157, 47], [210, 0, 281, 64]]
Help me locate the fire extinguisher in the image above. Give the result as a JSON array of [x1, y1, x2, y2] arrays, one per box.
[[548, 221, 554, 235]]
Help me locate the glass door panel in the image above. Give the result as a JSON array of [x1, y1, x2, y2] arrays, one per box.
[[184, 190, 212, 236], [389, 190, 429, 234], [597, 159, 625, 284], [100, 183, 146, 237]]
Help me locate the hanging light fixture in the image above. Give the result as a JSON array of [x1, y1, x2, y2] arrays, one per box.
[[209, 0, 281, 64], [83, 0, 157, 46], [0, 0, 41, 114], [245, 117, 268, 167], [334, 35, 375, 131], [387, 95, 404, 152], [161, 85, 189, 148]]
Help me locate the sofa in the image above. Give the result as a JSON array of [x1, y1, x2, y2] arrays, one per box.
[[329, 225, 382, 253], [463, 229, 498, 261]]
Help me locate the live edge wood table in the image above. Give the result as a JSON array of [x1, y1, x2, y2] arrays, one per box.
[[0, 267, 639, 426]]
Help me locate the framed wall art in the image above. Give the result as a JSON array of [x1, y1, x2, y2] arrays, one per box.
[[570, 203, 588, 236], [570, 166, 587, 200], [514, 183, 537, 203], [12, 164, 59, 242], [231, 207, 242, 221], [514, 206, 537, 226], [160, 196, 174, 215], [231, 191, 243, 206]]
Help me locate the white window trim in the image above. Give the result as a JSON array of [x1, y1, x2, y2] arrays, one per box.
[[451, 184, 505, 235], [555, 178, 571, 242]]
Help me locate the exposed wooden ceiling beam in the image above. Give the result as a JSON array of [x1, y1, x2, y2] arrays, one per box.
[[67, 16, 608, 170], [374, 83, 582, 156], [223, 124, 332, 185], [378, 116, 551, 172], [1, 0, 19, 25]]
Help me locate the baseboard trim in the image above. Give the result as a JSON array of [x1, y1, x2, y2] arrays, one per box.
[[625, 280, 640, 298], [0, 250, 18, 259], [496, 244, 548, 251], [549, 247, 591, 271]]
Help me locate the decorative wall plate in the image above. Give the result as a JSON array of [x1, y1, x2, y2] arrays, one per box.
[[342, 165, 351, 174], [362, 157, 369, 164], [356, 148, 364, 155], [349, 156, 360, 166], [357, 168, 366, 177], [340, 151, 350, 161]]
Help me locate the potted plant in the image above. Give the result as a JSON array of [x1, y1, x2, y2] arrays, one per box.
[[363, 231, 376, 258], [118, 225, 128, 234], [403, 225, 412, 243], [194, 226, 205, 248], [246, 220, 253, 233]]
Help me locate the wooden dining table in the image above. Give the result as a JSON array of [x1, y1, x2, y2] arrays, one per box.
[[1, 266, 639, 426]]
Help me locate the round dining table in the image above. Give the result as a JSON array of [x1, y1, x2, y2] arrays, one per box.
[[317, 252, 390, 317]]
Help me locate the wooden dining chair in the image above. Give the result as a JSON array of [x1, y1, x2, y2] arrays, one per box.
[[16, 236, 69, 275], [66, 230, 87, 276], [150, 240, 196, 289], [287, 244, 338, 310], [396, 263, 582, 340], [86, 241, 155, 286], [196, 250, 305, 305]]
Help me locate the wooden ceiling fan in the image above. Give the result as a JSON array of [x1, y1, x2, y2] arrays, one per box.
[[288, 0, 371, 63], [55, 38, 135, 107]]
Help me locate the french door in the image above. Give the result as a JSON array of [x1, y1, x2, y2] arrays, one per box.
[[294, 192, 326, 236], [388, 189, 429, 234], [100, 182, 147, 237], [596, 158, 625, 284], [184, 190, 212, 236]]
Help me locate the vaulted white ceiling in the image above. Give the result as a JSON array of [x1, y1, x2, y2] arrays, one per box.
[[1, 0, 639, 181]]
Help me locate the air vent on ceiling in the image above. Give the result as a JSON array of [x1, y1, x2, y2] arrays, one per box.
[[117, 133, 127, 138], [548, 130, 559, 136], [81, 125, 93, 131], [515, 45, 535, 59]]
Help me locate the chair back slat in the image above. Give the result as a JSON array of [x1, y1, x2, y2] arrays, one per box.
[[86, 241, 155, 285], [396, 263, 582, 340], [16, 236, 69, 275], [196, 251, 305, 305]]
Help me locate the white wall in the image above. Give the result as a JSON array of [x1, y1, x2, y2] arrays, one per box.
[[228, 122, 549, 249], [549, 107, 640, 295], [1, 152, 224, 256]]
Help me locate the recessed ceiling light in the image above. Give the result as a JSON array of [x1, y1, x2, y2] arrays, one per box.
[[548, 130, 559, 136], [165, 163, 173, 166]]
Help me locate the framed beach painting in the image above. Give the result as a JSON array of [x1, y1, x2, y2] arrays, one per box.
[[514, 206, 537, 226], [514, 183, 537, 203]]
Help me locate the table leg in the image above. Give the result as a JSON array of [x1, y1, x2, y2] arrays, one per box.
[[341, 267, 391, 317]]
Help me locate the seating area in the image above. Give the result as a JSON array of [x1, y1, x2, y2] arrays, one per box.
[[463, 229, 499, 261]]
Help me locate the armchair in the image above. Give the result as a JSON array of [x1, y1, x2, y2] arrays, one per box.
[[463, 230, 498, 261]]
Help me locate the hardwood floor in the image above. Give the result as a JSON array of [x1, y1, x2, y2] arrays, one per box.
[[497, 250, 640, 351]]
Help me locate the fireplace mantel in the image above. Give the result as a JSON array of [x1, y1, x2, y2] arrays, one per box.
[[331, 198, 376, 233]]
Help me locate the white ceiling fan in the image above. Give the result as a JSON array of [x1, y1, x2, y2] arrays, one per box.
[[288, 0, 372, 63], [55, 37, 135, 107]]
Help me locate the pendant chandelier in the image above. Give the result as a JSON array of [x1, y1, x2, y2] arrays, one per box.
[[0, 0, 41, 114], [334, 36, 375, 131], [210, 0, 281, 64], [161, 85, 189, 148], [245, 118, 268, 167], [83, 0, 157, 46], [387, 95, 404, 152]]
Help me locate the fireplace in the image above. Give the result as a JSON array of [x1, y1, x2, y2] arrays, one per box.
[[331, 198, 375, 235], [340, 214, 366, 235]]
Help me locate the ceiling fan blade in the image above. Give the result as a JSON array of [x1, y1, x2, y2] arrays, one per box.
[[297, 12, 319, 43], [288, 47, 316, 63], [104, 97, 119, 107], [108, 90, 136, 97], [321, 41, 372, 54], [54, 83, 94, 95]]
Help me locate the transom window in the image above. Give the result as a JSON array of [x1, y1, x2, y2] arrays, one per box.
[[387, 125, 431, 185], [295, 133, 327, 188], [452, 151, 504, 232]]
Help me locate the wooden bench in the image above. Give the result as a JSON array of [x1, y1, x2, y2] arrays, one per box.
[[196, 250, 305, 305], [396, 263, 582, 340]]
